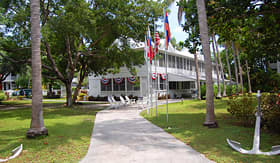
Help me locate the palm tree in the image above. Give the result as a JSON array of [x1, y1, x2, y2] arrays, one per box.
[[225, 43, 233, 96], [26, 0, 48, 138], [213, 35, 226, 97], [211, 34, 221, 98], [236, 46, 244, 94], [196, 0, 217, 127], [232, 42, 239, 95], [177, 0, 201, 100], [193, 42, 201, 100], [245, 59, 252, 93]]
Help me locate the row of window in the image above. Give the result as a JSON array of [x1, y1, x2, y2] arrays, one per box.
[[169, 81, 196, 90], [157, 53, 205, 72], [101, 79, 140, 91], [151, 79, 195, 90]]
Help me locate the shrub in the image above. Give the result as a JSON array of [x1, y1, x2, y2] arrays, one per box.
[[43, 95, 61, 99], [78, 93, 86, 97], [0, 91, 5, 102], [226, 84, 247, 96], [261, 93, 280, 133], [200, 84, 206, 99], [227, 95, 255, 126], [88, 96, 107, 101]]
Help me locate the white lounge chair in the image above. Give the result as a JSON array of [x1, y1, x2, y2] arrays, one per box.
[[107, 96, 119, 109], [120, 96, 127, 106], [125, 96, 136, 104]]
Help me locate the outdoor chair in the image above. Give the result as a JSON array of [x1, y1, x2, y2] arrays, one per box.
[[120, 96, 127, 106], [107, 96, 119, 109], [125, 96, 136, 104], [111, 96, 125, 108]]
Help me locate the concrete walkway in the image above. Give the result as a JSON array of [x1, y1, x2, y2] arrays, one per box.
[[80, 104, 215, 163]]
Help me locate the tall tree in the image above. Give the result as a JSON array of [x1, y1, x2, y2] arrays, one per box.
[[26, 0, 48, 138], [211, 34, 221, 98], [232, 42, 239, 95], [245, 59, 252, 94], [225, 43, 233, 96], [236, 46, 244, 94], [196, 0, 217, 127], [213, 35, 226, 97], [178, 0, 201, 100]]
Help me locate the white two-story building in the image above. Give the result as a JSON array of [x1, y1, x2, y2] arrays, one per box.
[[88, 39, 221, 99]]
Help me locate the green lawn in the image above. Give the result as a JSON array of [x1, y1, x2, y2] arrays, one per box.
[[1, 99, 66, 106], [0, 105, 103, 162], [141, 99, 280, 163]]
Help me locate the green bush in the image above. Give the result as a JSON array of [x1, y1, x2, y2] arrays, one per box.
[[0, 91, 5, 102], [261, 93, 280, 133], [200, 84, 206, 99], [78, 93, 86, 97], [227, 95, 255, 126]]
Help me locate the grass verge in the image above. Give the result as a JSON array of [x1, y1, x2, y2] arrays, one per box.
[[0, 105, 103, 162], [141, 99, 280, 163]]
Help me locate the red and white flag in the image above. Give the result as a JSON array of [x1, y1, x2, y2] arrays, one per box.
[[155, 32, 160, 54]]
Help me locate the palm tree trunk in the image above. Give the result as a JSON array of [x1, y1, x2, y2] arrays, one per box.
[[214, 35, 226, 97], [245, 60, 252, 93], [196, 0, 217, 127], [232, 42, 239, 96], [27, 0, 48, 138], [194, 44, 201, 100], [211, 34, 221, 98], [236, 48, 244, 94], [225, 44, 232, 96]]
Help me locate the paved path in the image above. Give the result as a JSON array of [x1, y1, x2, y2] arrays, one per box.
[[80, 104, 214, 163]]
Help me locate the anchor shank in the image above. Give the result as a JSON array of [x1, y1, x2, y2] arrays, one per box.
[[252, 90, 262, 152], [252, 116, 261, 152]]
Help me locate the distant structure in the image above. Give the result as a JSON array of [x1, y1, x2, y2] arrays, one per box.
[[88, 39, 222, 99], [269, 61, 280, 74], [1, 74, 16, 91]]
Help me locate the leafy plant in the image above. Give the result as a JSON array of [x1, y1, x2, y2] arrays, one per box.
[[261, 93, 280, 133], [0, 91, 5, 102], [227, 95, 255, 126]]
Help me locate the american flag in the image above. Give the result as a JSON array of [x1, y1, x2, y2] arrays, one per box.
[[155, 32, 160, 54]]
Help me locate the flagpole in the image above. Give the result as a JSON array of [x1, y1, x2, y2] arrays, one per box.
[[145, 35, 150, 115], [154, 19, 158, 117], [164, 9, 169, 123], [150, 51, 153, 116]]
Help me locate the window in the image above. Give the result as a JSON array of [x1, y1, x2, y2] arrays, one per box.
[[190, 60, 194, 71], [183, 58, 186, 69], [127, 78, 140, 91], [182, 81, 190, 89], [168, 55, 172, 67], [113, 78, 125, 91], [101, 79, 112, 91], [190, 81, 196, 89], [176, 57, 182, 69], [172, 56, 175, 68], [160, 78, 166, 90], [169, 82, 178, 90], [187, 59, 190, 70], [151, 78, 158, 89], [159, 53, 165, 67]]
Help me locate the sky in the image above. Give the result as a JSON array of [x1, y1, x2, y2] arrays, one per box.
[[156, 1, 188, 43]]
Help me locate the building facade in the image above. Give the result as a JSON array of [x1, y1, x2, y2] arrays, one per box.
[[88, 39, 221, 99]]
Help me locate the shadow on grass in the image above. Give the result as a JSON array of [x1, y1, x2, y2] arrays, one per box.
[[0, 106, 104, 120], [143, 111, 280, 163], [0, 107, 102, 162]]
